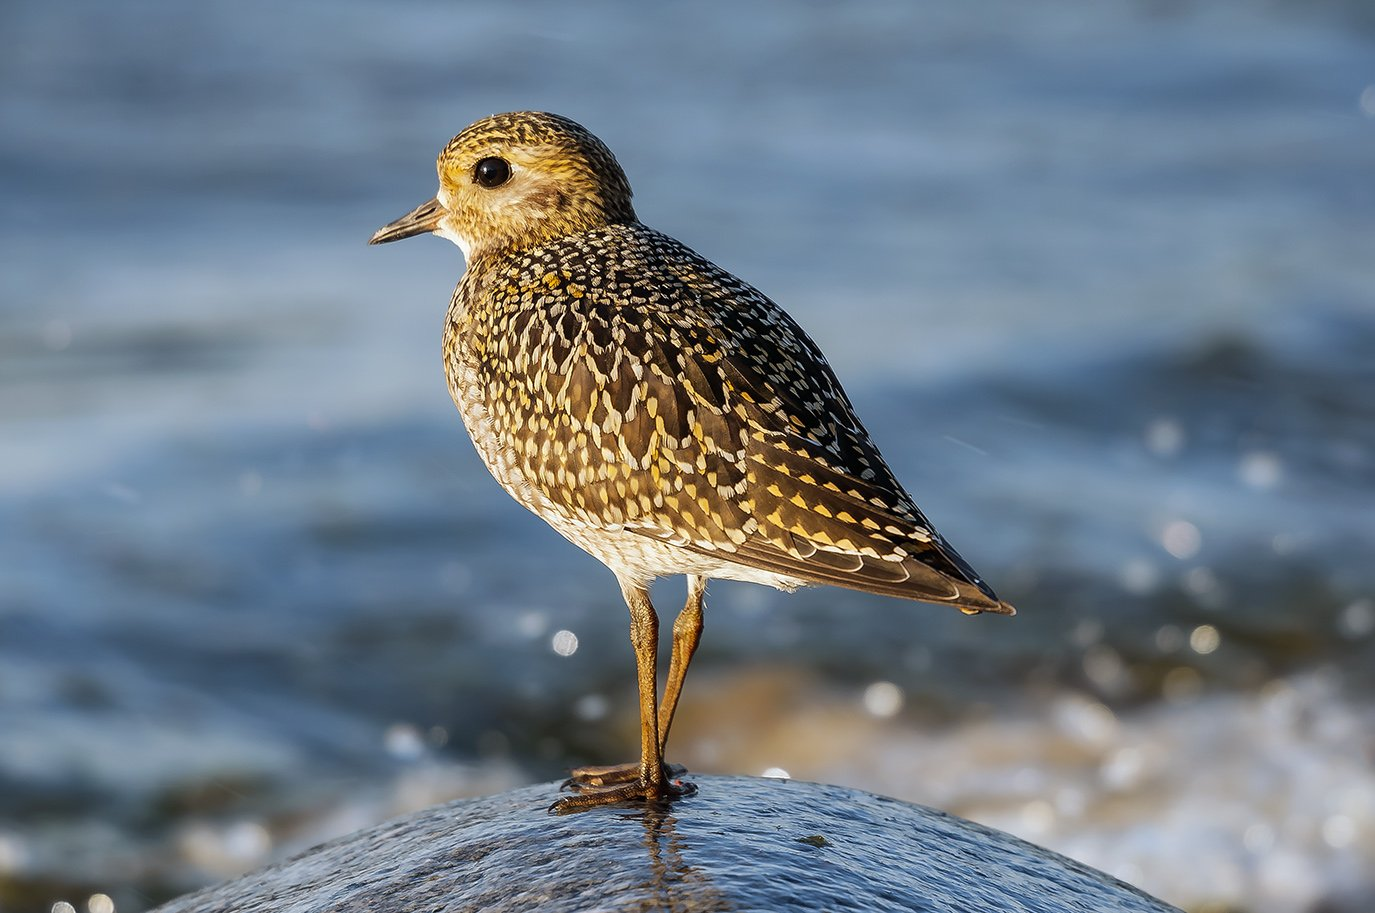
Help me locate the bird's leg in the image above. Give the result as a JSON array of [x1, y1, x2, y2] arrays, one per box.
[[656, 574, 706, 753], [553, 582, 695, 811], [563, 578, 705, 791]]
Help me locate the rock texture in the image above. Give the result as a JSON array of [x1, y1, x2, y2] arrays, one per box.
[[154, 776, 1180, 913]]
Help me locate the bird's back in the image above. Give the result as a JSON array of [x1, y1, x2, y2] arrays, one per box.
[[445, 222, 1012, 615]]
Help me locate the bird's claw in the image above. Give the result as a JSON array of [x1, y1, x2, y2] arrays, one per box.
[[549, 774, 696, 814], [561, 761, 686, 791]]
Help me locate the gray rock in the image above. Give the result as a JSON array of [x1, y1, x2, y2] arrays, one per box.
[[154, 775, 1180, 913]]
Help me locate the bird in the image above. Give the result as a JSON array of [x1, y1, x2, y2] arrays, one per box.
[[370, 111, 1015, 812]]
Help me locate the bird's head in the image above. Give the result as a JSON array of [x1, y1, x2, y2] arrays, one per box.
[[369, 111, 636, 259]]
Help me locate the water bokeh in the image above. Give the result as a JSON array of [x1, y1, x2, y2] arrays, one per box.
[[2, 2, 1373, 911]]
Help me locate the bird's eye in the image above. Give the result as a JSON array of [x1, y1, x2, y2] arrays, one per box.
[[473, 157, 511, 188]]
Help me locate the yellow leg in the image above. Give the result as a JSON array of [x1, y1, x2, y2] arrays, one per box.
[[657, 575, 705, 753], [626, 581, 665, 789], [563, 578, 704, 789], [553, 579, 700, 811]]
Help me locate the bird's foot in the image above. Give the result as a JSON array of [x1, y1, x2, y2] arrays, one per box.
[[549, 771, 696, 814], [561, 761, 686, 791]]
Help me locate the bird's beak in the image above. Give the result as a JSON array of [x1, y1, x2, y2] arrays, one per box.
[[369, 197, 443, 245]]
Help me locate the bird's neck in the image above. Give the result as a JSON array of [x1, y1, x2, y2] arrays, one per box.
[[464, 217, 634, 270]]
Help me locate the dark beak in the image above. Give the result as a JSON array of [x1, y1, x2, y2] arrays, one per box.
[[369, 197, 443, 245]]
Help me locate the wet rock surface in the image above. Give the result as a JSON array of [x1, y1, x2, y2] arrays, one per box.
[[153, 776, 1180, 913]]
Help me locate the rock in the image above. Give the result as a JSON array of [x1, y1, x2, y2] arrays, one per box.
[[154, 775, 1179, 912]]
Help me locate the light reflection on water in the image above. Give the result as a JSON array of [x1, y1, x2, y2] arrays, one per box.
[[3, 1, 1374, 912]]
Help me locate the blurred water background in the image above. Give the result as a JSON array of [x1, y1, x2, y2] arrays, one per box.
[[2, 2, 1374, 911]]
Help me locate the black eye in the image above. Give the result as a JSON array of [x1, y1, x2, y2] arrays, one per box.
[[474, 156, 511, 188]]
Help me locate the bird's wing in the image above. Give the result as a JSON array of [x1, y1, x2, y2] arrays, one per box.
[[635, 263, 1009, 614], [475, 230, 1010, 614]]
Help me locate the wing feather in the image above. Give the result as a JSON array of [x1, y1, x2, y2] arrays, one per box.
[[473, 226, 1011, 614]]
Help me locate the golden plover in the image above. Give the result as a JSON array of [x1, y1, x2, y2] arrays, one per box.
[[370, 111, 1015, 812]]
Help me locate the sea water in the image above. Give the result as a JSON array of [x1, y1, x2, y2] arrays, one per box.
[[2, 2, 1373, 910]]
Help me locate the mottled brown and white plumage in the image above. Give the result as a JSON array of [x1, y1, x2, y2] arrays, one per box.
[[371, 111, 1014, 810]]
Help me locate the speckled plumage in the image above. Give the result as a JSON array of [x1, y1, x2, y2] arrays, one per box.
[[447, 221, 1012, 610], [371, 111, 1014, 809]]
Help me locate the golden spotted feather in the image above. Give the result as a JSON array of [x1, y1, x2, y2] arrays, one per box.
[[453, 222, 1012, 615]]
